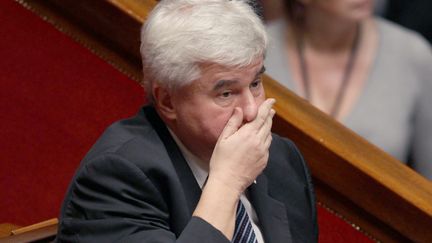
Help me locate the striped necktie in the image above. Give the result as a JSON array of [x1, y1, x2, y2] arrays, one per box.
[[232, 200, 258, 243]]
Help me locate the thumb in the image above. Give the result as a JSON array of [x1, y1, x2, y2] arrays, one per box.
[[219, 107, 243, 139]]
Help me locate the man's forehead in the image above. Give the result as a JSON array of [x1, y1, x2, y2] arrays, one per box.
[[200, 59, 264, 76]]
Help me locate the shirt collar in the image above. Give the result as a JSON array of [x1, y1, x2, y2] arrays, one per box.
[[167, 128, 209, 188]]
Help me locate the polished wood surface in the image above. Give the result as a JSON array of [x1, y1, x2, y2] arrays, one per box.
[[0, 224, 19, 238], [108, 0, 158, 22], [39, 0, 157, 65], [0, 219, 57, 242], [18, 0, 432, 242], [11, 218, 58, 235]]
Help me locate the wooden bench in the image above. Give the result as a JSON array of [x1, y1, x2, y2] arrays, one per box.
[[0, 218, 57, 242]]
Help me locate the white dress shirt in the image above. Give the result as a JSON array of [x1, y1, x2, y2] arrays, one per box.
[[168, 129, 265, 243]]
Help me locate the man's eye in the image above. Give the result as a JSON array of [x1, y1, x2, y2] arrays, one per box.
[[221, 91, 232, 98], [250, 79, 261, 88]]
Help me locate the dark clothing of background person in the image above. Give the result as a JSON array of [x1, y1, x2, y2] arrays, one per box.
[[385, 0, 432, 44]]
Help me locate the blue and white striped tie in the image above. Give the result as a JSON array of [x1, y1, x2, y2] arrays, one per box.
[[232, 201, 258, 243]]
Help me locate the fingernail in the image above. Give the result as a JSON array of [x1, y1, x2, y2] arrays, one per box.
[[267, 98, 275, 104]]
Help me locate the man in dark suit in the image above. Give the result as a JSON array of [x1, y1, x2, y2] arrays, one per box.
[[57, 1, 318, 242]]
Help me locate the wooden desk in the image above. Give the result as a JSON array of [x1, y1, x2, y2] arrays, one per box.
[[0, 223, 19, 238], [0, 219, 57, 242]]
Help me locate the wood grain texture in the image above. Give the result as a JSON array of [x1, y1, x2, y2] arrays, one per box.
[[0, 218, 57, 242], [41, 0, 157, 65], [0, 224, 19, 238], [11, 218, 58, 235], [108, 0, 158, 22]]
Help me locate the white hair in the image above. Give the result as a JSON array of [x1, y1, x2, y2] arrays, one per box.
[[140, 0, 268, 101]]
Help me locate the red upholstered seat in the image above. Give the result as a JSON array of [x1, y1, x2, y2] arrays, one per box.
[[0, 1, 372, 242], [0, 0, 144, 226]]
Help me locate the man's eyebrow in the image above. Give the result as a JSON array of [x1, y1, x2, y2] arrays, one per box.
[[212, 66, 265, 91], [212, 80, 238, 91]]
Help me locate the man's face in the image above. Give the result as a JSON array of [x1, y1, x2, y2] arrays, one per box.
[[170, 57, 266, 161]]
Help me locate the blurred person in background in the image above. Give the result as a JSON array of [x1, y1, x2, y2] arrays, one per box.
[[260, 0, 284, 21], [260, 0, 388, 22], [260, 0, 388, 21], [264, 0, 432, 179]]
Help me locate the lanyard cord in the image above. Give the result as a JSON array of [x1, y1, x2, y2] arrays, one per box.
[[297, 23, 362, 118]]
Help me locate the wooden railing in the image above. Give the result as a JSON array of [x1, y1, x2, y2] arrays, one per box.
[[0, 218, 57, 242], [16, 0, 432, 242], [265, 76, 432, 242]]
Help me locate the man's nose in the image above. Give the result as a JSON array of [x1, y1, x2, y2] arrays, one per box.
[[241, 92, 258, 122]]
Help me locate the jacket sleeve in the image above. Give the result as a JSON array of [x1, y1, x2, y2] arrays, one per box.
[[285, 139, 319, 243], [57, 154, 229, 243]]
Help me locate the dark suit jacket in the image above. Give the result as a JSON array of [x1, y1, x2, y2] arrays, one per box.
[[57, 106, 318, 243]]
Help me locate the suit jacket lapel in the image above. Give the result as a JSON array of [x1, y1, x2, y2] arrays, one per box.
[[249, 173, 293, 243], [144, 106, 202, 216], [144, 106, 293, 242]]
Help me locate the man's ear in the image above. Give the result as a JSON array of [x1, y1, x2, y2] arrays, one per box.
[[152, 83, 177, 120]]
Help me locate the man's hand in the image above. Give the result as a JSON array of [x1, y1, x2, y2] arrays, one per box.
[[208, 98, 276, 196], [192, 98, 275, 240]]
